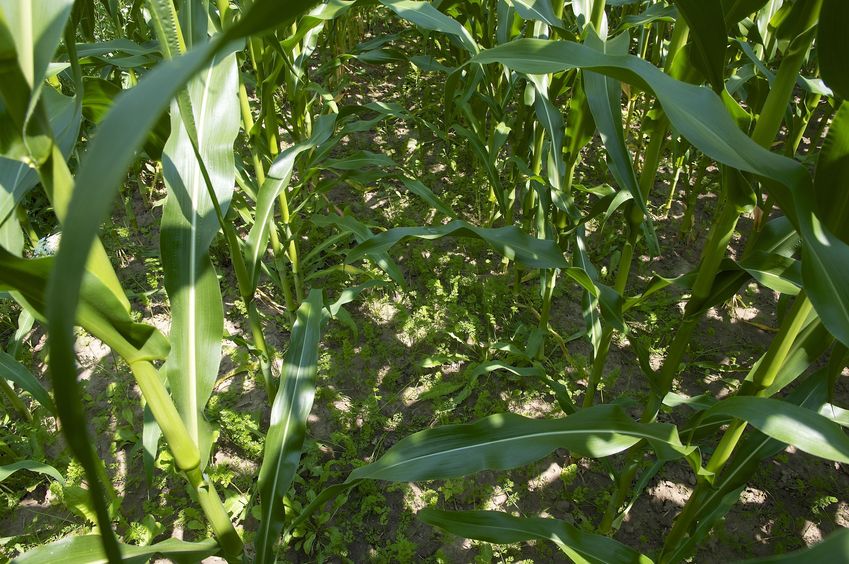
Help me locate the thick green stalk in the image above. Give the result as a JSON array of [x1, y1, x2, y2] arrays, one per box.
[[750, 1, 822, 148], [190, 470, 243, 560], [238, 80, 265, 186], [707, 296, 812, 469], [645, 178, 741, 421], [785, 94, 821, 157], [661, 296, 813, 556], [588, 18, 692, 411], [278, 187, 304, 303], [129, 361, 200, 474], [590, 0, 606, 31], [237, 71, 296, 319], [131, 360, 243, 559], [599, 169, 741, 534], [680, 156, 709, 235]]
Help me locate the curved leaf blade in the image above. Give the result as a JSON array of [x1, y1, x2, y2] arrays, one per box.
[[11, 535, 219, 564], [0, 460, 64, 485], [702, 396, 849, 463], [347, 219, 569, 269], [347, 404, 694, 483], [0, 350, 55, 414], [419, 509, 653, 564], [255, 289, 325, 563]]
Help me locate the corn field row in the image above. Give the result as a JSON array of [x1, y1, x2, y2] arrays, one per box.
[[0, 0, 848, 562]]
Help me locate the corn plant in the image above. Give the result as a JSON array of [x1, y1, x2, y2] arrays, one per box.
[[294, 0, 849, 561], [1, 0, 849, 562]]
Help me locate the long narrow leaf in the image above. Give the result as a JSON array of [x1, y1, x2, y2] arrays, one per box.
[[0, 350, 55, 414], [347, 219, 569, 269], [419, 509, 652, 564], [255, 289, 325, 562], [12, 536, 219, 564], [160, 50, 240, 468], [347, 404, 695, 483], [701, 396, 849, 463]]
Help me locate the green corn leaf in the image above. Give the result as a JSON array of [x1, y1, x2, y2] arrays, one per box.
[[813, 101, 849, 245], [510, 0, 564, 29], [73, 39, 158, 60], [80, 76, 170, 159], [564, 76, 595, 170], [470, 38, 849, 348], [11, 536, 219, 564], [663, 392, 717, 412], [323, 280, 387, 320], [702, 396, 849, 463], [583, 29, 658, 254], [0, 248, 168, 364], [281, 0, 356, 50], [741, 528, 849, 563], [817, 0, 849, 100], [419, 509, 653, 564], [399, 177, 456, 218], [527, 78, 565, 193], [323, 149, 395, 171], [563, 267, 625, 332], [496, 0, 517, 45], [311, 214, 405, 286], [347, 219, 569, 269], [142, 403, 160, 485], [736, 251, 802, 295], [379, 0, 479, 55], [245, 113, 336, 289], [0, 0, 74, 108], [347, 404, 695, 483], [572, 0, 607, 35], [0, 350, 55, 414], [674, 0, 727, 91], [617, 3, 677, 31], [255, 289, 325, 563], [721, 0, 770, 28], [160, 50, 240, 469], [0, 460, 64, 485], [0, 85, 82, 239]]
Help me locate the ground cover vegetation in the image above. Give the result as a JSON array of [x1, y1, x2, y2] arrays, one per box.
[[0, 0, 848, 561]]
